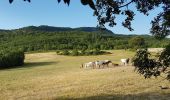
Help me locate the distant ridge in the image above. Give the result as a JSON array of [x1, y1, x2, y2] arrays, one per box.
[[0, 29, 10, 32], [17, 25, 114, 34], [18, 25, 72, 32], [0, 25, 152, 37], [0, 25, 162, 37]]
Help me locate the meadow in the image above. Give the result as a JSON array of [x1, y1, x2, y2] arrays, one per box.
[[0, 50, 170, 100]]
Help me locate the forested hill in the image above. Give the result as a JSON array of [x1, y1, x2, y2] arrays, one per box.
[[0, 26, 169, 52], [16, 25, 114, 34]]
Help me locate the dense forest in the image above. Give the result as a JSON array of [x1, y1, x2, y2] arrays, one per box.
[[0, 25, 169, 52]]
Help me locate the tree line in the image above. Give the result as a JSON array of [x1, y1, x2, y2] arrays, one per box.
[[0, 29, 169, 52]]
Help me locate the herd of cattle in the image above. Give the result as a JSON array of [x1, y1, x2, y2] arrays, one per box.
[[81, 58, 130, 69]]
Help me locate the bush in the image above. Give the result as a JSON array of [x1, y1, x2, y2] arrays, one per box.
[[71, 49, 79, 56], [56, 50, 61, 54], [56, 49, 107, 56], [84, 50, 93, 55], [80, 49, 86, 55], [92, 49, 101, 55], [0, 49, 25, 69], [60, 50, 70, 55]]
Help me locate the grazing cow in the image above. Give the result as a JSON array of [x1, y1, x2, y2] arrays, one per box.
[[112, 63, 119, 67], [102, 60, 112, 68], [82, 62, 95, 69], [95, 61, 105, 69], [121, 58, 130, 66]]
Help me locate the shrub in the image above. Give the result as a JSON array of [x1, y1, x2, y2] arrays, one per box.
[[71, 49, 79, 56], [92, 49, 101, 55], [84, 50, 93, 55], [0, 49, 25, 69], [56, 49, 107, 56], [61, 50, 70, 55], [80, 49, 86, 55], [56, 50, 61, 54]]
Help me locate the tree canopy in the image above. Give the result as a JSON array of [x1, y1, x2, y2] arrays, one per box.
[[129, 36, 146, 49]]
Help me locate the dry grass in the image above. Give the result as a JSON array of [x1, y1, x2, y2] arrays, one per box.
[[0, 50, 170, 100]]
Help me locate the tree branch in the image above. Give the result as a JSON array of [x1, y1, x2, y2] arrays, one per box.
[[118, 0, 134, 8]]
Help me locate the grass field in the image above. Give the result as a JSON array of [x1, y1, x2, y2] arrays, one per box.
[[0, 50, 170, 100]]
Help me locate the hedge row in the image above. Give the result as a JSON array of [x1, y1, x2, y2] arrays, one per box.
[[56, 49, 106, 56]]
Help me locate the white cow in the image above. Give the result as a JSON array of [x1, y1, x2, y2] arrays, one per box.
[[82, 62, 95, 69], [104, 60, 110, 63], [102, 60, 112, 67], [95, 61, 105, 68], [121, 58, 130, 66]]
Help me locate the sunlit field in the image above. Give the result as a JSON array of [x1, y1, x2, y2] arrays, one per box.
[[0, 50, 170, 100]]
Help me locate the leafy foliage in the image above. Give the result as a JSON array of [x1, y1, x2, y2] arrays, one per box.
[[132, 44, 170, 80], [129, 36, 146, 50], [132, 49, 161, 79], [93, 0, 170, 38], [71, 49, 79, 56], [0, 48, 25, 69]]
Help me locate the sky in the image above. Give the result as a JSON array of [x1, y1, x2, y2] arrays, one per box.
[[0, 0, 163, 35]]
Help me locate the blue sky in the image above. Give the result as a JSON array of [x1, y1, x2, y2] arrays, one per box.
[[0, 0, 162, 35]]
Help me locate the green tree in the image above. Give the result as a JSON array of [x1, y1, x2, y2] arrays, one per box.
[[129, 36, 146, 50]]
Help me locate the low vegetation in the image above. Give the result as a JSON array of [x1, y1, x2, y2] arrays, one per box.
[[56, 49, 107, 56]]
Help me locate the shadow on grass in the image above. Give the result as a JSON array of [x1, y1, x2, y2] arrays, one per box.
[[0, 61, 58, 71], [24, 61, 58, 68], [55, 93, 170, 100]]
